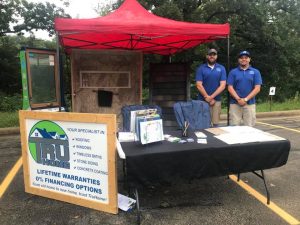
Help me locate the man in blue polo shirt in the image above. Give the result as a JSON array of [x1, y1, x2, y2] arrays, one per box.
[[227, 50, 262, 126], [196, 48, 227, 127]]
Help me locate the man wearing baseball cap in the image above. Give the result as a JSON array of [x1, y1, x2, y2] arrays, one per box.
[[227, 50, 262, 126], [196, 48, 227, 127]]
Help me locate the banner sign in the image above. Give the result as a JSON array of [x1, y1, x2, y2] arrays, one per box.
[[19, 111, 117, 214]]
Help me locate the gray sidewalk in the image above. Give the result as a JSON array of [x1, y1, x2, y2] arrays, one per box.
[[1, 110, 299, 136]]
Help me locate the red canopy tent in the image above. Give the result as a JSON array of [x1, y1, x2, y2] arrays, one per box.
[[54, 0, 230, 55], [54, 0, 231, 124]]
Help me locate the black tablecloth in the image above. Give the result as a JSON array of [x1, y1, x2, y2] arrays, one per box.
[[121, 130, 290, 186]]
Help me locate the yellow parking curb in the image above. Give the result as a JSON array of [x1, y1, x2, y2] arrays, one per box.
[[257, 122, 300, 133], [230, 175, 300, 225], [0, 157, 23, 198]]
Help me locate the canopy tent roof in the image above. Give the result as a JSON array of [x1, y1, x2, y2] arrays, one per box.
[[55, 0, 230, 55]]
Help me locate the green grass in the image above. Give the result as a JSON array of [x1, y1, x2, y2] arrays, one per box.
[[0, 111, 19, 128], [256, 99, 300, 112], [222, 99, 300, 114]]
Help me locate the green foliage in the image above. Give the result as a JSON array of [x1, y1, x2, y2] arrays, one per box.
[[0, 37, 21, 94], [192, 0, 300, 101], [1, 0, 70, 37], [0, 0, 299, 110], [0, 35, 56, 94], [152, 2, 183, 21], [0, 92, 22, 112], [112, 0, 300, 103], [256, 98, 300, 112], [0, 111, 19, 128], [0, 0, 68, 96], [221, 98, 300, 113], [142, 88, 149, 104], [64, 93, 72, 111], [94, 1, 116, 16]]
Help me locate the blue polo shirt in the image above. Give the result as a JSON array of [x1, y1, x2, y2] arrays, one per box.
[[195, 63, 227, 101], [227, 66, 262, 105]]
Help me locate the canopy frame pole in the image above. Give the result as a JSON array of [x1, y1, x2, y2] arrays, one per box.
[[130, 34, 133, 49], [56, 31, 62, 112], [227, 35, 230, 126]]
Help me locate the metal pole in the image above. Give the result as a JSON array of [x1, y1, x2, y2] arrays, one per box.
[[227, 35, 230, 126], [56, 31, 62, 112]]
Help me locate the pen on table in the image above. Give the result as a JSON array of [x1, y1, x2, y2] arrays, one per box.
[[183, 122, 189, 136]]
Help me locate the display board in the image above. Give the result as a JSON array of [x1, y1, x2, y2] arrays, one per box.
[[149, 63, 190, 130], [20, 48, 60, 109], [19, 110, 117, 214]]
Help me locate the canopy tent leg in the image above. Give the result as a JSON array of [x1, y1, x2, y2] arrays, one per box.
[[56, 32, 62, 112], [123, 159, 131, 195], [134, 188, 141, 225], [227, 35, 230, 126]]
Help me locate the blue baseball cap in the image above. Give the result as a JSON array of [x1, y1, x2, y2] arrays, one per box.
[[239, 50, 250, 58]]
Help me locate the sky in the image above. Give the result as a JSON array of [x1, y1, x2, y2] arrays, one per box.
[[27, 0, 111, 39]]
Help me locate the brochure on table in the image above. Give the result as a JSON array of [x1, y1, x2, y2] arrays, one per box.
[[125, 108, 164, 144]]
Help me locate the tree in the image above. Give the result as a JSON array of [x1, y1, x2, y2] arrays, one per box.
[[110, 0, 300, 101], [0, 35, 57, 94], [0, 0, 70, 37], [0, 0, 70, 94], [94, 0, 116, 16]]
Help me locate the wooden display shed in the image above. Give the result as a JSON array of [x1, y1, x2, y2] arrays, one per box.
[[70, 49, 143, 127]]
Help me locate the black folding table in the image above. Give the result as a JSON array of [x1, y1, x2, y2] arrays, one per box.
[[119, 129, 290, 223]]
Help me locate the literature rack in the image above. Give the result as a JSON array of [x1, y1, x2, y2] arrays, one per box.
[[134, 109, 164, 145]]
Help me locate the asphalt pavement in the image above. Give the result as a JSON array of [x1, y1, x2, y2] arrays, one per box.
[[0, 111, 299, 225]]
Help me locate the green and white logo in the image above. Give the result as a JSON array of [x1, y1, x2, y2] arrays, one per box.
[[28, 120, 70, 169]]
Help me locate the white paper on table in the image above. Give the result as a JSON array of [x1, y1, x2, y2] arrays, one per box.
[[197, 138, 207, 144], [118, 193, 136, 211], [219, 126, 261, 134], [118, 132, 135, 142], [215, 126, 286, 145], [205, 127, 228, 135], [194, 131, 207, 138], [215, 133, 244, 145], [260, 132, 286, 141]]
